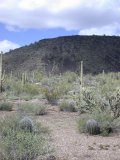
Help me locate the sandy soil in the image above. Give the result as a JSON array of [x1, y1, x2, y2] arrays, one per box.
[[0, 99, 120, 160], [37, 105, 120, 160]]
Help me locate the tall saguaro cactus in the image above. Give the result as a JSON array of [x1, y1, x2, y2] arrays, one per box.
[[0, 51, 5, 92], [22, 72, 26, 86], [80, 61, 83, 88], [80, 61, 84, 102]]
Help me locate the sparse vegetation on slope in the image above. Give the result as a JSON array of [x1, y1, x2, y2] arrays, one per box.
[[3, 35, 120, 74]]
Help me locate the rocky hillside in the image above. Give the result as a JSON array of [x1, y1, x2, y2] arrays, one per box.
[[3, 35, 120, 74]]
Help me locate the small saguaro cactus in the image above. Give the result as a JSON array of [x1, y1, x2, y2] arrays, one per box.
[[32, 71, 35, 82], [0, 51, 5, 92], [10, 70, 12, 81], [86, 119, 100, 135], [102, 70, 105, 79], [80, 61, 83, 88], [22, 72, 27, 87]]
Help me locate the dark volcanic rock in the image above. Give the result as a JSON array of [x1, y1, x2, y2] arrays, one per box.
[[3, 35, 120, 74]]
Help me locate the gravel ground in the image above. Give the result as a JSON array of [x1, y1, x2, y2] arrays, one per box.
[[0, 100, 120, 160], [37, 105, 120, 160]]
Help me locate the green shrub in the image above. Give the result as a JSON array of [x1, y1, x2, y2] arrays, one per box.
[[0, 102, 13, 111], [108, 89, 120, 119], [12, 81, 23, 95], [75, 87, 98, 113], [63, 72, 77, 83], [0, 115, 52, 160], [17, 103, 35, 115], [78, 118, 87, 133], [77, 109, 118, 136], [19, 94, 33, 101], [24, 84, 40, 96], [18, 103, 47, 116], [59, 99, 77, 112], [44, 88, 60, 105], [91, 110, 114, 136], [100, 122, 112, 136], [35, 105, 47, 115]]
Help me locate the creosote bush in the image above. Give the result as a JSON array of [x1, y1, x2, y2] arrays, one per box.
[[78, 118, 87, 133], [35, 105, 47, 115], [24, 84, 40, 96], [92, 110, 114, 136], [0, 102, 13, 111], [44, 88, 60, 105], [59, 99, 77, 112], [18, 103, 47, 116]]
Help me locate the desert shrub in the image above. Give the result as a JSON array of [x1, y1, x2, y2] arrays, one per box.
[[0, 102, 13, 111], [17, 103, 47, 116], [78, 109, 119, 136], [78, 118, 87, 133], [33, 71, 44, 82], [91, 110, 114, 136], [100, 122, 112, 136], [12, 81, 23, 95], [74, 86, 113, 114], [24, 84, 40, 96], [57, 81, 72, 95], [35, 105, 47, 115], [107, 89, 120, 119], [44, 88, 60, 105], [19, 94, 33, 101], [0, 115, 52, 160], [59, 99, 77, 112], [63, 72, 77, 83], [17, 103, 35, 114], [75, 87, 98, 113]]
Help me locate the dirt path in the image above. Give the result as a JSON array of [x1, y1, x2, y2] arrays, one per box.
[[0, 99, 120, 160], [37, 105, 120, 160]]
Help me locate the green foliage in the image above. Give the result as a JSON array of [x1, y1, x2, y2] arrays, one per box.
[[0, 102, 13, 111], [44, 87, 60, 105], [12, 81, 23, 95], [91, 110, 114, 136], [63, 72, 77, 83], [78, 108, 120, 136], [35, 105, 47, 115], [59, 99, 77, 112], [74, 87, 99, 113], [78, 118, 87, 133], [108, 89, 120, 119], [24, 84, 40, 96], [0, 115, 52, 160], [17, 103, 47, 116]]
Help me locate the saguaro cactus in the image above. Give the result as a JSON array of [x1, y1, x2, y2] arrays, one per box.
[[80, 61, 83, 88], [22, 72, 27, 87], [0, 52, 5, 92], [10, 70, 12, 81], [32, 71, 35, 82], [102, 70, 105, 79]]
